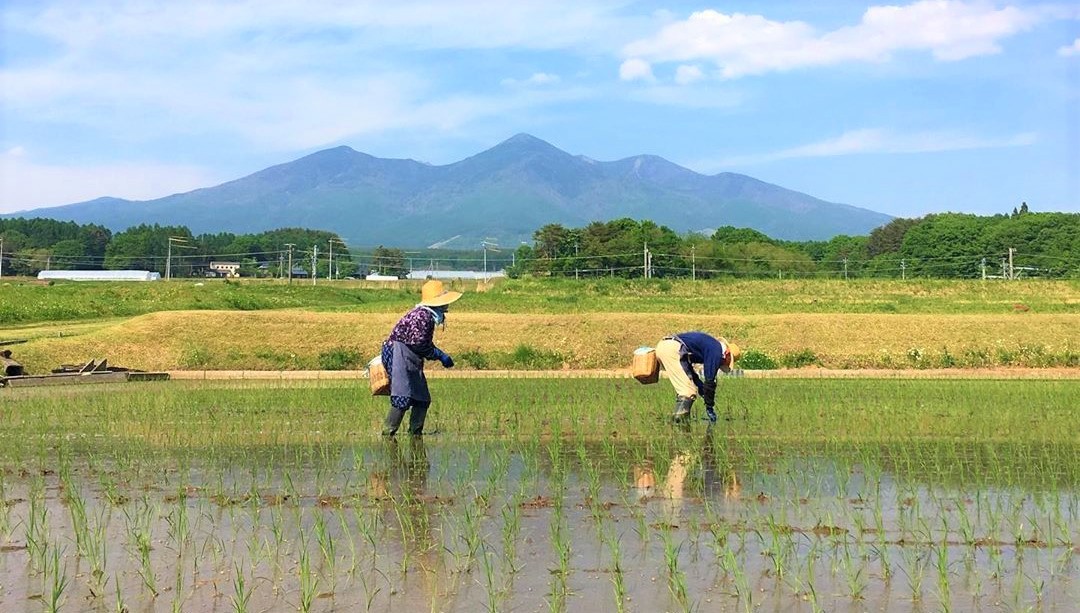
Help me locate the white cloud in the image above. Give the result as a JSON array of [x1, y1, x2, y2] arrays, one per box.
[[0, 0, 637, 157], [623, 1, 1042, 79], [502, 72, 562, 87], [1059, 38, 1080, 57], [0, 149, 222, 212], [674, 64, 704, 85], [527, 72, 560, 85], [619, 58, 655, 81], [702, 128, 1038, 167], [628, 84, 744, 109], [13, 1, 638, 53]]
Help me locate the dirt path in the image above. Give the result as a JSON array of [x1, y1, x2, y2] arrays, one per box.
[[167, 367, 1080, 381]]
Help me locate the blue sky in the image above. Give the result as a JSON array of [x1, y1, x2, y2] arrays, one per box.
[[1, 0, 1077, 218]]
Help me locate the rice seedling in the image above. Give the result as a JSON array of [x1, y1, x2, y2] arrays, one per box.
[[313, 511, 337, 592], [500, 496, 522, 578], [230, 561, 253, 613], [297, 539, 319, 613], [84, 507, 109, 598], [660, 523, 689, 607], [41, 542, 71, 613]]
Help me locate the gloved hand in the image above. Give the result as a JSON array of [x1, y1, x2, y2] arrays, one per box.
[[434, 349, 454, 368], [704, 406, 718, 423]]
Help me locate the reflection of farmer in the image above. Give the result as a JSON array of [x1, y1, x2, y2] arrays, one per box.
[[381, 280, 462, 436], [632, 432, 741, 522], [370, 437, 429, 497], [655, 332, 741, 423]]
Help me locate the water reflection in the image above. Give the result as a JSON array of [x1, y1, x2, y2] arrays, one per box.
[[0, 435, 1076, 612], [371, 436, 430, 499]]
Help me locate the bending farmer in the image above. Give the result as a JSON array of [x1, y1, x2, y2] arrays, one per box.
[[655, 332, 741, 424], [381, 280, 462, 436]]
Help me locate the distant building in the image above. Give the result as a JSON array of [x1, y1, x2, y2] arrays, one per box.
[[209, 261, 241, 278], [365, 273, 400, 281], [38, 270, 161, 282], [290, 267, 309, 278]]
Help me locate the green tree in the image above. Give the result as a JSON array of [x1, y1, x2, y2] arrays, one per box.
[[104, 224, 193, 273], [505, 244, 536, 278], [49, 239, 88, 269], [711, 226, 778, 245], [370, 245, 408, 278], [898, 214, 989, 278], [866, 217, 919, 257]]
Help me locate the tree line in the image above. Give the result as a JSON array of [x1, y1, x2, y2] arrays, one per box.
[[1, 205, 1076, 279], [0, 221, 361, 278], [0, 220, 515, 279], [509, 206, 1079, 279]]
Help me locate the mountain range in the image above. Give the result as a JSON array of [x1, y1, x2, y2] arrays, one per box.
[[10, 134, 892, 247]]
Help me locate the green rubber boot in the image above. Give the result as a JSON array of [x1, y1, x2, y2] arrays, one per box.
[[672, 396, 695, 423]]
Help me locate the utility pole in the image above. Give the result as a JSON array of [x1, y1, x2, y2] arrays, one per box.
[[327, 238, 348, 281], [643, 242, 648, 279], [691, 245, 696, 281], [311, 245, 318, 286], [403, 250, 421, 278], [278, 253, 284, 279], [285, 244, 295, 284], [981, 257, 987, 280], [574, 241, 579, 280], [843, 258, 848, 280], [481, 239, 499, 283], [166, 236, 189, 281], [0, 237, 4, 278], [900, 258, 906, 281], [1008, 247, 1015, 280]]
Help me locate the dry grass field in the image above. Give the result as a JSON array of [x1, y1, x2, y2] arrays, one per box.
[[7, 309, 1077, 372]]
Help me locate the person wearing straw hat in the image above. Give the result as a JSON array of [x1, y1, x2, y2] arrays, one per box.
[[654, 332, 741, 424], [380, 279, 463, 436]]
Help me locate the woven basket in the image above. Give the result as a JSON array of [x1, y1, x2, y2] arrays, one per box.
[[631, 347, 659, 384], [367, 356, 390, 396]]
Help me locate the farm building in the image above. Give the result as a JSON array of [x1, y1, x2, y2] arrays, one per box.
[[208, 261, 242, 277], [38, 270, 161, 282]]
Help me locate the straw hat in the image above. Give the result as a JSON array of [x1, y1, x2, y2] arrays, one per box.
[[419, 280, 462, 307], [720, 339, 742, 373]]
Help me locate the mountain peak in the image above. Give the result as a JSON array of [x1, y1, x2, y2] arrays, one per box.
[[488, 133, 565, 154], [453, 133, 571, 172], [503, 133, 548, 146], [307, 145, 361, 159]]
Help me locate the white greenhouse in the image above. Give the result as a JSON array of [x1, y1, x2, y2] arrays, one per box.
[[38, 270, 161, 282]]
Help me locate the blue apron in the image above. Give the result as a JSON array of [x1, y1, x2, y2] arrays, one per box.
[[388, 340, 430, 402]]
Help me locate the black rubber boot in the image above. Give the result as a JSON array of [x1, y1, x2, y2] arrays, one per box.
[[383, 406, 407, 436], [672, 396, 695, 424], [407, 401, 430, 435]]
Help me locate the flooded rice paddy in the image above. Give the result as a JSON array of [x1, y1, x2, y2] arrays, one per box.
[[0, 378, 1077, 612]]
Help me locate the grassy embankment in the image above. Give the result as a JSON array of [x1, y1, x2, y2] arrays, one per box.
[[1, 277, 1077, 372]]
